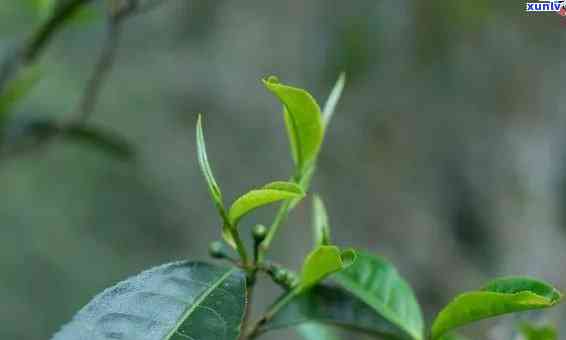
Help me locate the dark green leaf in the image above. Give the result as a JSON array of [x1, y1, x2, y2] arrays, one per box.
[[228, 181, 304, 225], [52, 261, 247, 340], [431, 277, 563, 340], [263, 76, 324, 173], [312, 195, 331, 246], [299, 246, 355, 291], [322, 73, 346, 127], [262, 284, 418, 340], [334, 251, 425, 340]]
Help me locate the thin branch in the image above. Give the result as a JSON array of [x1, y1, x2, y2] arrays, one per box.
[[0, 0, 95, 93], [75, 8, 126, 122]]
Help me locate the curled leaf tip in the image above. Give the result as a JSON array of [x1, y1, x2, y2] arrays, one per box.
[[264, 75, 280, 84], [340, 249, 357, 268]]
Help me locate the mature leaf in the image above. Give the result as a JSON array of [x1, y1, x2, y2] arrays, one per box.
[[334, 251, 425, 340], [0, 65, 41, 121], [299, 246, 356, 291], [431, 277, 563, 340], [228, 181, 304, 225], [52, 261, 247, 340], [312, 195, 331, 246], [296, 323, 341, 340], [520, 323, 557, 340], [262, 284, 418, 340], [322, 73, 346, 127], [196, 115, 224, 210], [263, 76, 324, 173]]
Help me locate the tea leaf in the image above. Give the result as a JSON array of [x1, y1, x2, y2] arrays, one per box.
[[263, 284, 419, 340], [322, 73, 346, 127], [431, 277, 563, 339], [52, 262, 247, 340], [299, 246, 355, 291], [334, 251, 425, 340], [196, 115, 224, 210], [228, 181, 304, 225], [263, 77, 324, 174], [312, 195, 331, 246]]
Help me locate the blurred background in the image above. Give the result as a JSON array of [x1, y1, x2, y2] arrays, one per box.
[[1, 0, 565, 339]]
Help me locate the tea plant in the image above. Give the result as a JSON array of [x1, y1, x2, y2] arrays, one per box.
[[51, 76, 563, 340]]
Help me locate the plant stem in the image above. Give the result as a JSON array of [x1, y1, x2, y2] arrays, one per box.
[[0, 0, 95, 94], [257, 200, 292, 262], [218, 205, 250, 267], [245, 288, 299, 339]]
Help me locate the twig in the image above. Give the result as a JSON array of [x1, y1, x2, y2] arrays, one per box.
[[245, 289, 299, 339], [0, 0, 95, 94], [75, 1, 134, 122]]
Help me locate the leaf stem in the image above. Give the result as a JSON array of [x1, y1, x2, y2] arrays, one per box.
[[218, 207, 250, 267], [258, 200, 292, 262], [245, 288, 299, 339]]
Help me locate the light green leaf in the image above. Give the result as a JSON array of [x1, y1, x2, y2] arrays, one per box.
[[334, 251, 425, 340], [263, 181, 304, 194], [262, 284, 418, 340], [431, 277, 563, 340], [322, 73, 346, 127], [263, 76, 324, 173], [299, 246, 356, 291], [296, 323, 340, 340], [196, 115, 224, 210], [312, 195, 331, 246], [52, 261, 247, 340], [520, 323, 557, 340], [228, 181, 304, 225], [0, 65, 41, 121]]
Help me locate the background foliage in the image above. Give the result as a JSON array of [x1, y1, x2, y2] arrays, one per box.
[[1, 1, 565, 338]]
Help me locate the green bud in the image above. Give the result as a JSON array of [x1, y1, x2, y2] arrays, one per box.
[[208, 241, 226, 259], [274, 268, 288, 283], [284, 271, 298, 287], [252, 224, 268, 243]]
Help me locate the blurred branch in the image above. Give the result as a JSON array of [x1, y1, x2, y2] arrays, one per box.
[[0, 0, 170, 161], [0, 0, 96, 94], [75, 0, 134, 122]]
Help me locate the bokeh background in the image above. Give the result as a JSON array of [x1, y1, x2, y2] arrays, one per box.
[[1, 1, 566, 339]]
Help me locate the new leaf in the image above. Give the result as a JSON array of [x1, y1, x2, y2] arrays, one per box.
[[228, 181, 304, 225], [312, 195, 331, 246], [263, 76, 324, 174], [299, 246, 356, 291], [196, 115, 224, 210]]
